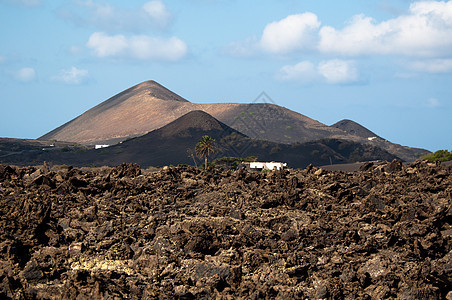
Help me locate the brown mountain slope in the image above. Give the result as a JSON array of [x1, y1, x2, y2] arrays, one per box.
[[39, 80, 191, 144], [39, 80, 429, 161], [38, 81, 352, 145], [4, 111, 398, 168]]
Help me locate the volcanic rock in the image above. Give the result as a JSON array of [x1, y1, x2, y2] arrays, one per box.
[[0, 161, 450, 298]]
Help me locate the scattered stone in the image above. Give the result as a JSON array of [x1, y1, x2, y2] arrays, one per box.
[[0, 160, 450, 298]]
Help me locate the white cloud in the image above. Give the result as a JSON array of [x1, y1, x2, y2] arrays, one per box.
[[87, 32, 128, 57], [227, 0, 452, 68], [277, 59, 359, 84], [13, 67, 36, 82], [427, 97, 441, 107], [276, 61, 319, 83], [86, 32, 187, 61], [58, 0, 172, 32], [319, 1, 452, 57], [318, 59, 359, 84], [128, 36, 187, 61], [51, 66, 89, 85], [408, 58, 452, 73], [142, 1, 171, 28], [260, 13, 320, 54]]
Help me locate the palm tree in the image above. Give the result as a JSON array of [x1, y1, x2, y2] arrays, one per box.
[[195, 135, 217, 169]]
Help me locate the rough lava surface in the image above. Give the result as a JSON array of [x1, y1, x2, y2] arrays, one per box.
[[0, 160, 451, 299]]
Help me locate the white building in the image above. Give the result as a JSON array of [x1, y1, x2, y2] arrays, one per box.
[[248, 162, 287, 171], [95, 144, 110, 150]]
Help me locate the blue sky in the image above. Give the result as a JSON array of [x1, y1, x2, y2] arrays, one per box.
[[0, 0, 451, 151]]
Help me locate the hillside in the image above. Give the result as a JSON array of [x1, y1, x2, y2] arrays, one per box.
[[39, 81, 349, 146], [4, 111, 397, 168], [211, 103, 351, 143], [330, 119, 430, 161], [331, 119, 382, 139], [38, 80, 429, 161], [39, 81, 192, 145]]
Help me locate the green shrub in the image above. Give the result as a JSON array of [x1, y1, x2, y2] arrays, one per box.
[[421, 150, 452, 162], [211, 156, 257, 169]]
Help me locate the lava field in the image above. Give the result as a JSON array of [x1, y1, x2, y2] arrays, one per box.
[[0, 160, 451, 299]]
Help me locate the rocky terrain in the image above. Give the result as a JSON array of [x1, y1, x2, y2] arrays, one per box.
[[0, 160, 451, 299]]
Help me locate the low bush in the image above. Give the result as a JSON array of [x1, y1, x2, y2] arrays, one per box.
[[421, 150, 452, 162]]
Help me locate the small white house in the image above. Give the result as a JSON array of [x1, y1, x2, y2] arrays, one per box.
[[95, 144, 110, 150], [248, 162, 287, 171]]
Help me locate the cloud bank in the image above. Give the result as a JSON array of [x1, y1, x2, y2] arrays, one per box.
[[142, 0, 171, 28], [318, 1, 452, 57], [234, 1, 452, 58], [59, 0, 172, 32], [51, 67, 89, 85], [12, 67, 36, 82], [227, 0, 452, 78], [260, 13, 320, 54], [277, 60, 359, 84], [408, 59, 452, 73], [86, 32, 187, 61], [64, 2, 188, 63]]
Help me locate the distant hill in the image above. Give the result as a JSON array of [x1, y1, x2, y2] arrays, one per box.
[[331, 119, 382, 140], [38, 80, 430, 161], [38, 81, 349, 145], [4, 111, 398, 168], [330, 119, 429, 162], [208, 103, 354, 144], [39, 80, 191, 145]]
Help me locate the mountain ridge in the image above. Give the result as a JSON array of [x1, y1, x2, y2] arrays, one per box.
[[331, 119, 382, 140], [154, 110, 246, 139], [39, 80, 348, 145], [1, 111, 398, 168], [38, 80, 430, 161]]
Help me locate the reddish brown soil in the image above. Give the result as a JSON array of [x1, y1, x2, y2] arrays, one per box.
[[0, 160, 451, 299]]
